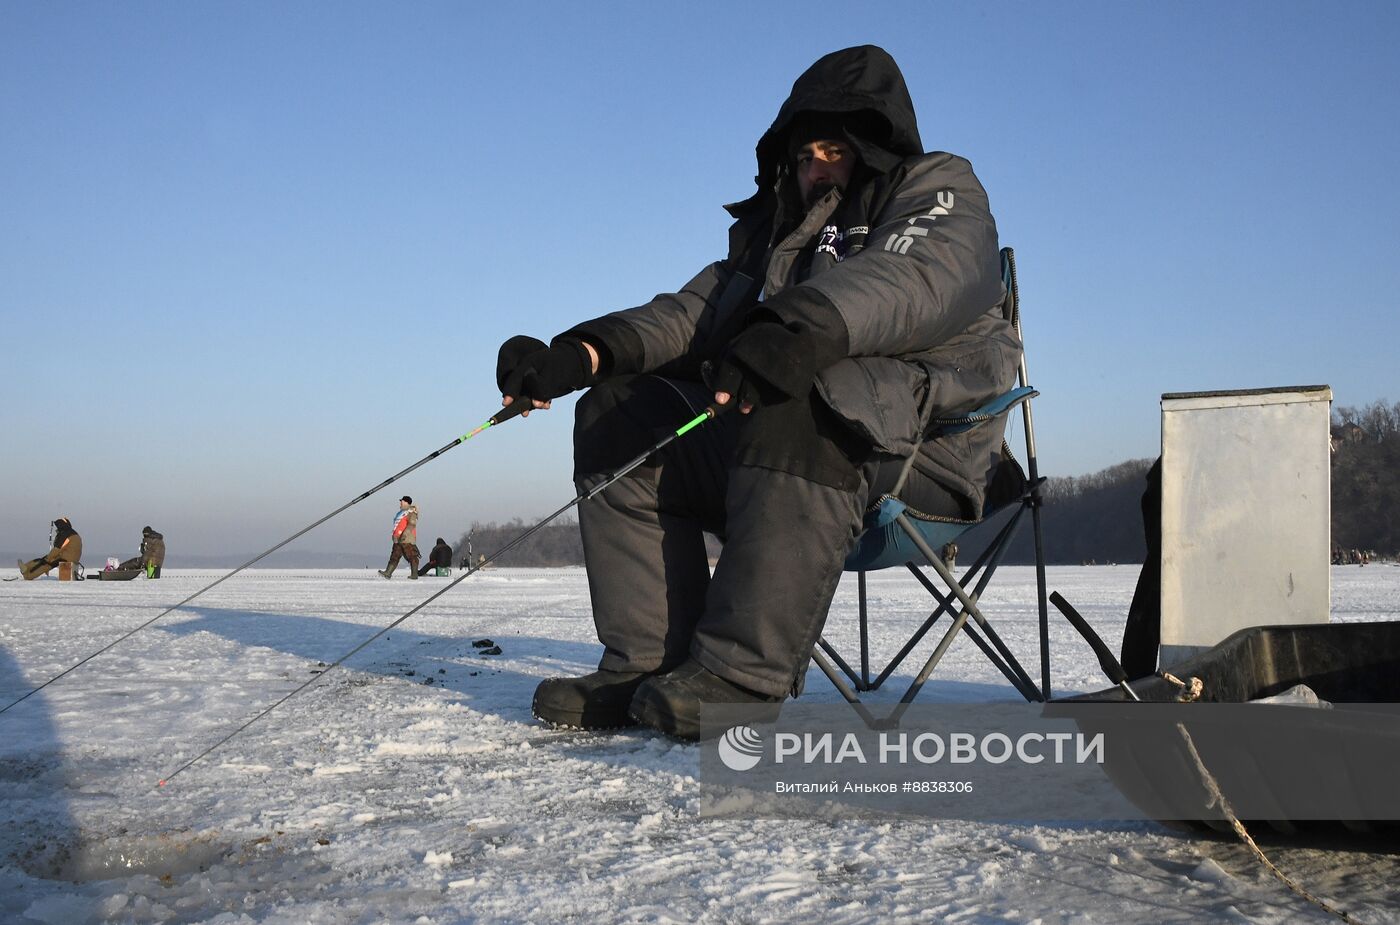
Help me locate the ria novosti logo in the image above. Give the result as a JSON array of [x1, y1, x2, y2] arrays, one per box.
[[717, 725, 764, 771], [716, 723, 1105, 772]]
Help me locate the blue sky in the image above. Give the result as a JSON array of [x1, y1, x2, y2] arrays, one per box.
[[2, 1, 1397, 560]]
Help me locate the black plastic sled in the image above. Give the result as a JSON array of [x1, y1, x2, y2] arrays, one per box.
[[1053, 621, 1400, 835], [96, 568, 143, 581]]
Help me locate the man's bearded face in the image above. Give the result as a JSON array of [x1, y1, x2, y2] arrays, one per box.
[[795, 140, 856, 207]]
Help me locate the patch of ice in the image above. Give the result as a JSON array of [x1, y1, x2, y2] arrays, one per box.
[[23, 894, 97, 924], [423, 850, 453, 868], [372, 741, 497, 757], [218, 763, 274, 773], [310, 764, 362, 776]]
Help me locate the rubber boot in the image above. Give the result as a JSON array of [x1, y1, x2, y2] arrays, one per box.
[[378, 560, 396, 579], [629, 659, 783, 741], [533, 669, 662, 729]]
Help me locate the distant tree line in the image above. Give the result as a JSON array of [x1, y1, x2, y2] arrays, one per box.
[[454, 517, 584, 568], [965, 459, 1155, 566], [1330, 399, 1400, 557], [453, 399, 1399, 567]]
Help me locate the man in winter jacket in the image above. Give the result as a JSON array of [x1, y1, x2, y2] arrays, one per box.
[[119, 526, 166, 577], [497, 46, 1019, 738], [417, 537, 454, 576], [379, 496, 421, 579], [19, 517, 84, 580]]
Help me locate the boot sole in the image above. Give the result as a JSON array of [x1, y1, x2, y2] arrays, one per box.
[[531, 715, 635, 733], [530, 695, 638, 731]]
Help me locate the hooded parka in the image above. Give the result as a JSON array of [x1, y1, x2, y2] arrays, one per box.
[[569, 45, 1020, 516], [562, 46, 1018, 696], [141, 527, 165, 569]]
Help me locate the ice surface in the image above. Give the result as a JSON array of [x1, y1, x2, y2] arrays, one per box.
[[1, 565, 1398, 923]]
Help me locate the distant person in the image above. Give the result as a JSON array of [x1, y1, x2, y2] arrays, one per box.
[[379, 496, 420, 579], [459, 534, 475, 569], [940, 541, 958, 569], [119, 526, 166, 577], [418, 537, 453, 576], [19, 517, 83, 580]]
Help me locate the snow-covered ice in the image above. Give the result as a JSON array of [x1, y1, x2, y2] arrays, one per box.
[[2, 565, 1398, 924]]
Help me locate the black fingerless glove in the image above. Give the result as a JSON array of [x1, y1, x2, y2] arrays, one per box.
[[710, 287, 850, 408], [496, 335, 594, 403]]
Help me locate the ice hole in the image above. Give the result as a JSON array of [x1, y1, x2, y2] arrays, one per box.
[[21, 833, 232, 883]]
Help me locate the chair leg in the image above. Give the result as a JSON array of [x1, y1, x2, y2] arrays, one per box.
[[922, 512, 1041, 696], [917, 554, 1042, 699], [887, 595, 1038, 701], [899, 602, 975, 704], [1028, 482, 1052, 700], [870, 520, 1018, 687], [1013, 253, 1053, 701], [865, 531, 1014, 687], [882, 577, 1039, 702], [925, 548, 1042, 701], [811, 648, 862, 704], [817, 637, 866, 690], [858, 571, 870, 689], [894, 512, 1044, 702], [869, 585, 957, 689], [818, 504, 1044, 704], [954, 622, 1041, 702], [847, 514, 1038, 697]]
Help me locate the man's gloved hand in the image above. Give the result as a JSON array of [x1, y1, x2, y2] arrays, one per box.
[[496, 335, 594, 407], [709, 320, 807, 413], [710, 301, 849, 413]]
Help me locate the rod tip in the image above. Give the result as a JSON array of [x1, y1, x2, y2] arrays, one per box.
[[157, 779, 167, 788]]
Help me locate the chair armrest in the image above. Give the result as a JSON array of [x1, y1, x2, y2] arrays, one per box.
[[931, 386, 1038, 435]]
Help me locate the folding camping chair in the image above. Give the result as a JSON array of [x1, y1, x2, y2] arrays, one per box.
[[811, 247, 1053, 706]]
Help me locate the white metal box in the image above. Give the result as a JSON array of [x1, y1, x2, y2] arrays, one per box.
[[1158, 385, 1332, 668]]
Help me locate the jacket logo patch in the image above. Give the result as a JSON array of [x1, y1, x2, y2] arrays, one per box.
[[816, 224, 853, 261], [883, 191, 955, 255]]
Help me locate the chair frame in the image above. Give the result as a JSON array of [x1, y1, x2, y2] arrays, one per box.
[[812, 247, 1053, 706]]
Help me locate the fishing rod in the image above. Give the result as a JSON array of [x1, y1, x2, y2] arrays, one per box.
[[0, 402, 529, 717], [155, 401, 726, 788]]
